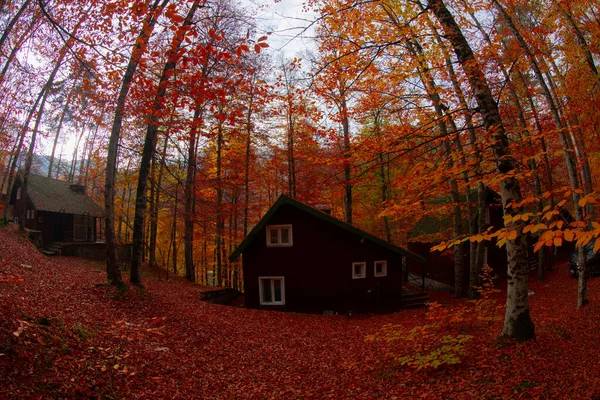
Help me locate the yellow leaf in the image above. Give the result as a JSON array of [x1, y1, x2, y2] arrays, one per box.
[[594, 239, 600, 253], [507, 230, 517, 240], [554, 237, 563, 247], [523, 224, 533, 234], [578, 197, 587, 207]]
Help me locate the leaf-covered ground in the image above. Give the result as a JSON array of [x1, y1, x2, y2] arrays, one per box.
[[1, 226, 599, 399]]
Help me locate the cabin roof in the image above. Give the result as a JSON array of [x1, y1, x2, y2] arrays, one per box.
[[22, 174, 103, 217], [229, 194, 425, 263]]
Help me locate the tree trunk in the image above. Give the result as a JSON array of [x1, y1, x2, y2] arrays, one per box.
[[491, 0, 587, 307], [129, 0, 199, 286], [184, 107, 202, 282], [428, 0, 534, 340], [104, 0, 169, 286], [215, 120, 225, 287]]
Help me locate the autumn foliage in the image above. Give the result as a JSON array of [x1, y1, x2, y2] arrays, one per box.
[[1, 226, 600, 398]]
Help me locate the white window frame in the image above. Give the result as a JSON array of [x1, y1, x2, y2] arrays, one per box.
[[266, 224, 293, 247], [16, 187, 21, 200], [258, 276, 285, 305], [374, 260, 388, 277], [13, 217, 19, 225], [352, 262, 366, 279]]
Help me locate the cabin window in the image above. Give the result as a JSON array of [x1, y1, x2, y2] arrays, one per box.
[[16, 187, 21, 200], [352, 262, 366, 279], [13, 217, 18, 225], [266, 225, 293, 247], [374, 260, 387, 277], [485, 208, 491, 225], [259, 277, 285, 305]]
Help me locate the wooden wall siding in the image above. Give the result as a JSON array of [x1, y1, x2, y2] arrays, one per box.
[[242, 204, 404, 313]]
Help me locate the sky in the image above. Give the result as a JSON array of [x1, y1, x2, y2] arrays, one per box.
[[243, 0, 317, 59], [38, 0, 317, 164]]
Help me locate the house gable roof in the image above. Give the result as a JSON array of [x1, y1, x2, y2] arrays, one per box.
[[20, 173, 104, 217], [229, 194, 425, 263]]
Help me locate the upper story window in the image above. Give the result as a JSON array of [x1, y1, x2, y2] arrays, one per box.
[[16, 187, 21, 200], [352, 262, 366, 279], [374, 260, 387, 277], [266, 225, 293, 247]]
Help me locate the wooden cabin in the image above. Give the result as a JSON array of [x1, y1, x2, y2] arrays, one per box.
[[229, 195, 425, 313], [10, 173, 104, 247]]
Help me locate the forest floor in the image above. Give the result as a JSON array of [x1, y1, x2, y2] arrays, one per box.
[[1, 225, 599, 399]]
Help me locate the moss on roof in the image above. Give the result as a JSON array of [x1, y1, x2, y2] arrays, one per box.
[[24, 174, 103, 217]]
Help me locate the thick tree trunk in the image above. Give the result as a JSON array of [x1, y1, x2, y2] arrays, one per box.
[[428, 0, 534, 340], [491, 0, 587, 307]]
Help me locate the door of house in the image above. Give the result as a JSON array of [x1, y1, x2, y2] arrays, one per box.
[[73, 215, 88, 241], [53, 213, 64, 242]]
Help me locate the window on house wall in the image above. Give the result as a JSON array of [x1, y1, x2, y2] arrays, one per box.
[[259, 277, 285, 305], [485, 208, 491, 225], [13, 217, 18, 225], [16, 187, 21, 200], [266, 225, 293, 247], [352, 262, 366, 279], [374, 260, 387, 277]]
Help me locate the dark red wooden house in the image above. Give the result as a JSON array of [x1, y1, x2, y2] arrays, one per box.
[[10, 173, 104, 247], [229, 195, 425, 313]]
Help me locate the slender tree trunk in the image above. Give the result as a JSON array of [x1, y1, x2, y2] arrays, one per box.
[[243, 81, 255, 237], [0, 0, 31, 52], [341, 96, 352, 224], [184, 107, 202, 282], [0, 6, 40, 86], [428, 0, 534, 340], [3, 87, 44, 220], [215, 120, 225, 287], [149, 133, 168, 269], [104, 0, 169, 286], [130, 0, 199, 286]]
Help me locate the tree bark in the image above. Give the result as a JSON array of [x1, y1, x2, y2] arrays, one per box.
[[428, 0, 534, 340], [129, 0, 201, 285], [491, 0, 587, 307], [104, 0, 169, 286]]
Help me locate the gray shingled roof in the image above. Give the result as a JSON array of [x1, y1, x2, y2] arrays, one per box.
[[26, 174, 104, 217]]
